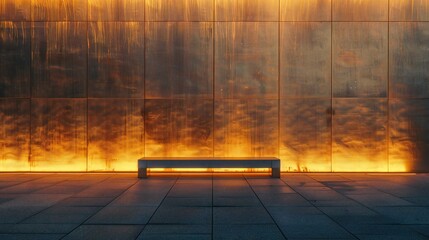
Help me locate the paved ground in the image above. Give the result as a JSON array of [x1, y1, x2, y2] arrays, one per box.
[[1, 173, 429, 240]]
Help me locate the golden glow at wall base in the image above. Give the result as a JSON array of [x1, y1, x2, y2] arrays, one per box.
[[1, 0, 429, 173]]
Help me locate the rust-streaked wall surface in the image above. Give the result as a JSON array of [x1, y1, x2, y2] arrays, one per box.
[[1, 0, 429, 172]]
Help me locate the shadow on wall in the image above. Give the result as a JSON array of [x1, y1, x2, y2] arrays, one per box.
[[390, 23, 429, 172]]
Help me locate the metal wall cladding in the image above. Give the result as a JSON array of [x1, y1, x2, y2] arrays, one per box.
[[390, 99, 429, 172], [333, 22, 388, 98], [390, 22, 429, 98], [32, 0, 87, 21], [1, 1, 429, 173], [332, 99, 388, 172], [88, 0, 117, 21], [216, 0, 278, 21], [0, 0, 30, 21], [280, 99, 332, 172], [146, 0, 213, 21], [31, 22, 87, 98], [88, 22, 145, 98], [145, 99, 213, 157], [0, 99, 30, 171], [214, 99, 278, 157], [281, 22, 331, 98], [390, 0, 429, 21], [88, 99, 144, 171], [0, 22, 30, 97], [89, 0, 144, 21], [281, 0, 331, 21], [119, 0, 145, 21], [145, 22, 213, 98], [30, 99, 87, 171], [333, 0, 388, 21], [215, 22, 278, 99]]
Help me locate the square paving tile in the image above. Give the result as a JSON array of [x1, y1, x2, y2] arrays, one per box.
[[347, 193, 413, 207], [214, 197, 261, 207], [1, 194, 71, 207], [310, 199, 361, 207], [213, 224, 285, 240], [252, 185, 296, 194], [213, 207, 274, 225], [410, 225, 429, 238], [257, 193, 312, 207], [402, 197, 429, 206], [138, 225, 211, 240], [150, 207, 212, 224], [110, 194, 165, 207], [62, 225, 143, 240], [0, 224, 76, 234], [86, 206, 157, 224], [22, 207, 100, 224], [343, 224, 423, 236], [332, 215, 397, 226], [356, 234, 427, 240], [246, 178, 286, 186], [374, 206, 429, 224], [280, 222, 354, 239], [213, 187, 255, 197], [0, 233, 64, 240], [319, 206, 378, 217], [0, 206, 47, 223], [162, 197, 212, 207], [56, 197, 113, 207]]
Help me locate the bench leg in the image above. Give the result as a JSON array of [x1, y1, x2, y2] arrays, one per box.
[[138, 167, 148, 178], [271, 167, 280, 178]]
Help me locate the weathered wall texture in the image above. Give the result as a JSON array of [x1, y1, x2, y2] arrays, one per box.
[[1, 0, 429, 172]]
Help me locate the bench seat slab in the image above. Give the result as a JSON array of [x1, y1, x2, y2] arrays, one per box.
[[138, 157, 280, 178]]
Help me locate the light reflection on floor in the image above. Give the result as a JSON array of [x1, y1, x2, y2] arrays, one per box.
[[0, 173, 429, 239]]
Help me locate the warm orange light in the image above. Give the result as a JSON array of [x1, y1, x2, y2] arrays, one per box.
[[148, 168, 270, 173], [0, 0, 420, 174]]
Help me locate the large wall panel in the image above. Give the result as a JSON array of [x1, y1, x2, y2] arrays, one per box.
[[280, 99, 331, 172], [390, 0, 429, 21], [0, 99, 30, 171], [333, 22, 388, 98], [31, 22, 87, 98], [332, 99, 388, 172], [30, 99, 87, 171], [0, 22, 30, 97], [88, 22, 145, 98], [281, 0, 331, 21], [0, 0, 30, 21], [216, 0, 278, 21], [119, 0, 145, 21], [215, 22, 278, 99], [88, 0, 144, 21], [390, 99, 429, 172], [146, 0, 213, 21], [32, 0, 87, 21], [333, 0, 388, 21], [145, 99, 213, 157], [390, 22, 429, 98], [214, 99, 278, 157], [281, 22, 331, 98], [145, 22, 213, 98], [88, 99, 144, 171], [88, 0, 118, 21]]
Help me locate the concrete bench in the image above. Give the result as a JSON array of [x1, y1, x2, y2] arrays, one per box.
[[138, 157, 280, 178]]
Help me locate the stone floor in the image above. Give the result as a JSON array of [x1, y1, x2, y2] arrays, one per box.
[[1, 173, 429, 240]]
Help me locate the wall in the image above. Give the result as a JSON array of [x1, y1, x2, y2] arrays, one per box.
[[1, 0, 429, 172]]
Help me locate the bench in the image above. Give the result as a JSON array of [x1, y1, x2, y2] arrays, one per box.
[[138, 157, 280, 178]]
